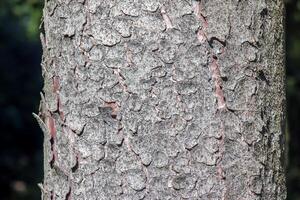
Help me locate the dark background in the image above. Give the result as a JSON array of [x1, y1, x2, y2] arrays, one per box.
[[0, 0, 299, 199]]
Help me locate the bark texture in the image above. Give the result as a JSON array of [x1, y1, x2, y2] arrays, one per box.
[[38, 0, 286, 199]]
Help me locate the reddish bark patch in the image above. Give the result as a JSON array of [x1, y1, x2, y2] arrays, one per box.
[[193, 0, 208, 28], [104, 102, 119, 119], [52, 76, 60, 93], [210, 56, 226, 110], [47, 116, 56, 138], [197, 29, 207, 43]]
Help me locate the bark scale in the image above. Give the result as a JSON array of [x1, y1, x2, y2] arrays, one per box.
[[38, 0, 286, 199]]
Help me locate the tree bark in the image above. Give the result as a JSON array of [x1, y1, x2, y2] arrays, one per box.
[[38, 0, 286, 199]]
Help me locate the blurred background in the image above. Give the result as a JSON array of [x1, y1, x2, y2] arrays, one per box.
[[0, 0, 299, 199]]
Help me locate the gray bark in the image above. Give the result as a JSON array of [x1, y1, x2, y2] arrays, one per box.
[[37, 0, 286, 199]]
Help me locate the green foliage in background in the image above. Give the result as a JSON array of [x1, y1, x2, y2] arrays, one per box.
[[0, 0, 43, 40], [286, 0, 300, 200], [0, 1, 44, 199]]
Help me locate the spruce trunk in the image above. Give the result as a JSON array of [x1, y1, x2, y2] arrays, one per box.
[[38, 0, 286, 199]]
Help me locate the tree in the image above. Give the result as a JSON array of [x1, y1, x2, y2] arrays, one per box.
[[35, 0, 286, 199]]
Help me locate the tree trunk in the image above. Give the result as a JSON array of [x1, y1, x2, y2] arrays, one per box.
[[37, 0, 286, 199]]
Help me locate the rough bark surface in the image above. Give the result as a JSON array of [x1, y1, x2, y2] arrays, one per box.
[[38, 0, 286, 199]]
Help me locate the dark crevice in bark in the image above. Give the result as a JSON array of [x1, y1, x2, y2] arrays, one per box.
[[49, 137, 55, 168], [65, 187, 71, 200], [257, 70, 270, 86], [208, 37, 227, 49], [260, 8, 268, 18], [50, 190, 54, 200], [71, 156, 79, 173]]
